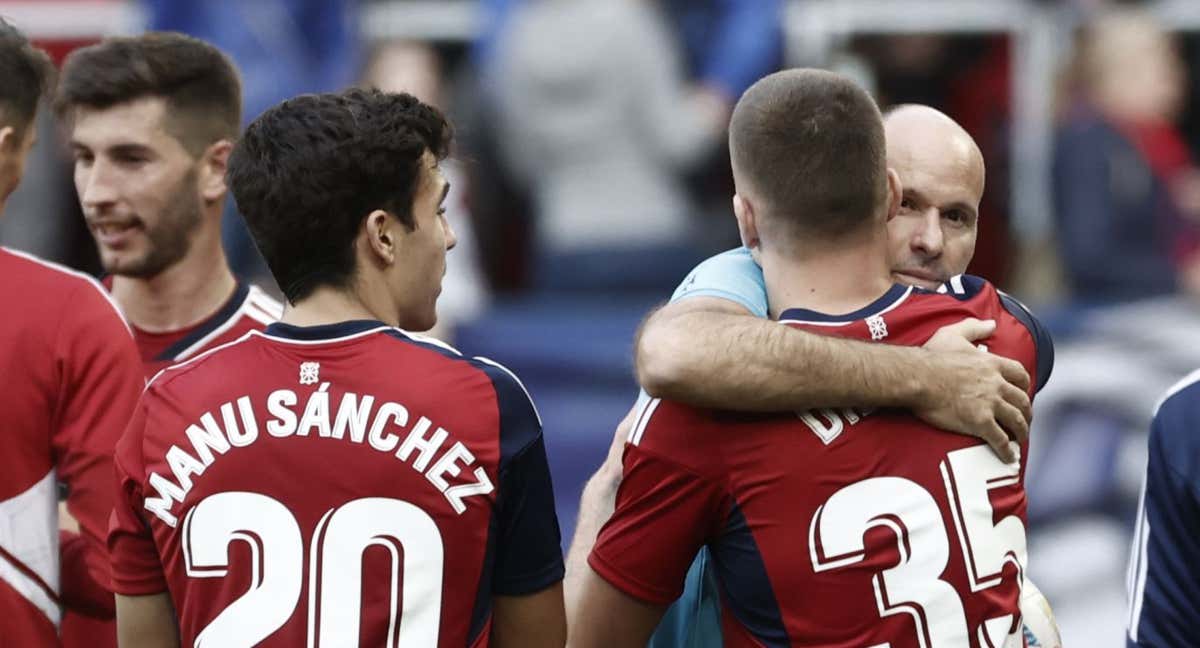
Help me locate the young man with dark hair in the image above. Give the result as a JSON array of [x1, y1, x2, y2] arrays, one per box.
[[573, 70, 1052, 647], [109, 88, 566, 648], [54, 32, 285, 647], [56, 32, 283, 381], [0, 18, 144, 646]]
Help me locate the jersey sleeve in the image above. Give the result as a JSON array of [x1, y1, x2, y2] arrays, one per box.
[[670, 247, 768, 318], [998, 292, 1055, 393], [479, 360, 565, 595], [589, 402, 729, 605], [52, 279, 144, 612], [1127, 382, 1200, 646], [107, 402, 169, 596]]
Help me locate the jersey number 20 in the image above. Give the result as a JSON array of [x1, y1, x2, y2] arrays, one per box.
[[182, 493, 443, 647], [810, 445, 1027, 648]]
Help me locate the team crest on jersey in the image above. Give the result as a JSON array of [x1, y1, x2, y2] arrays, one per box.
[[299, 362, 320, 385], [866, 315, 888, 340]]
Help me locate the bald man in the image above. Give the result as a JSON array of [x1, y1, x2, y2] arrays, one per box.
[[565, 104, 1057, 647]]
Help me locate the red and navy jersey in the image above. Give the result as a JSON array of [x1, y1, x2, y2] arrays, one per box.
[[62, 281, 281, 648], [0, 248, 144, 646], [591, 276, 1053, 648], [109, 319, 563, 647], [102, 280, 283, 379]]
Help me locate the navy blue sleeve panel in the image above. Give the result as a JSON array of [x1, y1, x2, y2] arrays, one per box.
[[1127, 377, 1200, 647], [476, 358, 565, 596], [998, 293, 1055, 393]]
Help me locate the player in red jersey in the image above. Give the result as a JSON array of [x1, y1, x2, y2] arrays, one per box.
[[56, 33, 284, 381], [575, 70, 1052, 647], [53, 33, 283, 647], [0, 18, 144, 647], [109, 88, 566, 648]]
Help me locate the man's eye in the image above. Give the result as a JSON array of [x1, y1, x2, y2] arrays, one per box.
[[900, 198, 915, 210]]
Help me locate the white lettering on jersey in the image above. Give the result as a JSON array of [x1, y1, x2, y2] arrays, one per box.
[[143, 386, 494, 526]]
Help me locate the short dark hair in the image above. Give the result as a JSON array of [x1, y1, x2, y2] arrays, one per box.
[[0, 18, 54, 134], [228, 88, 452, 303], [55, 32, 241, 155], [729, 68, 887, 240]]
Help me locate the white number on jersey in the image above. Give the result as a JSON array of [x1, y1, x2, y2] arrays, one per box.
[[810, 445, 1027, 647], [182, 492, 444, 647]]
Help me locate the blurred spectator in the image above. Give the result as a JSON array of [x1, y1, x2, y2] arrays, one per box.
[[476, 0, 782, 108], [363, 40, 489, 340], [143, 0, 362, 285], [492, 0, 726, 291], [1053, 9, 1200, 302]]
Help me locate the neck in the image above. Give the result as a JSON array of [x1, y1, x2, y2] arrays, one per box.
[[761, 228, 895, 320], [281, 283, 396, 328], [111, 223, 237, 332]]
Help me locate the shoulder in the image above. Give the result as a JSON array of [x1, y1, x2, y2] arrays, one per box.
[[146, 330, 262, 391], [385, 329, 543, 462], [918, 275, 1055, 391], [670, 247, 768, 318], [1152, 370, 1200, 445], [627, 397, 724, 476], [0, 247, 130, 334]]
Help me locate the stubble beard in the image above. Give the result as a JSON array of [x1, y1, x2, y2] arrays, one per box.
[[103, 169, 204, 279]]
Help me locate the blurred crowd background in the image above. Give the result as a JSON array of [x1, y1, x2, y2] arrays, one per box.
[[5, 0, 1200, 644]]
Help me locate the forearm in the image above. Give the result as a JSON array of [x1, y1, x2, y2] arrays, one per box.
[[637, 309, 930, 412], [565, 460, 621, 618]]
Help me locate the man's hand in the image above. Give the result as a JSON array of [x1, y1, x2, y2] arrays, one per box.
[[916, 318, 1032, 463]]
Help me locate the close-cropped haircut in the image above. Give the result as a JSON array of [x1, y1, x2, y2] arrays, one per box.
[[0, 18, 54, 134], [55, 32, 241, 156], [729, 68, 888, 240], [228, 88, 452, 303]]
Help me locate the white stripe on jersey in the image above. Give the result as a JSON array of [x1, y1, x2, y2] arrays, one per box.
[[473, 355, 543, 427], [2, 247, 132, 336], [174, 284, 277, 361], [255, 326, 393, 346], [629, 397, 661, 446], [146, 331, 259, 390], [1127, 476, 1151, 641], [1153, 368, 1200, 415], [778, 286, 914, 328], [394, 328, 464, 356], [0, 469, 61, 627], [247, 285, 284, 319], [243, 304, 279, 327], [950, 274, 966, 294]]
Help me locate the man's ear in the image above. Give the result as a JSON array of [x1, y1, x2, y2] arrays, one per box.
[[884, 167, 902, 223], [199, 139, 233, 203], [733, 193, 760, 251], [363, 209, 397, 265]]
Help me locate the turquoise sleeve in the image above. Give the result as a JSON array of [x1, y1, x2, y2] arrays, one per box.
[[669, 248, 768, 319]]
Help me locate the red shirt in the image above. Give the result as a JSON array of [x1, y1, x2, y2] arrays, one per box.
[[60, 280, 286, 648], [99, 280, 284, 379], [108, 320, 563, 646], [591, 276, 1054, 648], [0, 248, 143, 647]]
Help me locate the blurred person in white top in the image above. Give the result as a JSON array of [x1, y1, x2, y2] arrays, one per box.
[[494, 0, 726, 291]]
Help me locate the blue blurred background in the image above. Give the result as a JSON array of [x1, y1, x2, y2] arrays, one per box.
[[7, 1, 1200, 645]]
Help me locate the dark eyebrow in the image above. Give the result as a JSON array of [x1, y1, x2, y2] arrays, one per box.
[[439, 181, 451, 203]]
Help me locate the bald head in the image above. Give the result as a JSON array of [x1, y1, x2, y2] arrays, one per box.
[[885, 104, 985, 199], [882, 104, 984, 288]]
